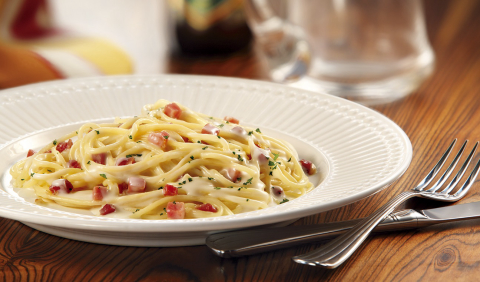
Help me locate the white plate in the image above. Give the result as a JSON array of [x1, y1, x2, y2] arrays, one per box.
[[0, 75, 411, 246]]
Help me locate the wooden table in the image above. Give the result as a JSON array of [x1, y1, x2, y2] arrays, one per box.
[[2, 0, 480, 281]]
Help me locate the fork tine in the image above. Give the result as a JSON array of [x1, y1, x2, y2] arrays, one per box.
[[426, 140, 468, 193], [440, 141, 478, 195], [453, 154, 480, 198], [414, 139, 457, 191]]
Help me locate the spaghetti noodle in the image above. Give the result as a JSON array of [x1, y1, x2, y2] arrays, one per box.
[[10, 100, 316, 219]]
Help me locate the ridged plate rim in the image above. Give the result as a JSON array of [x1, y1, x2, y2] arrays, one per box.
[[0, 74, 411, 235]]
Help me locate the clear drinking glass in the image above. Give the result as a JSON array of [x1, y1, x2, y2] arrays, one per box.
[[244, 0, 435, 105]]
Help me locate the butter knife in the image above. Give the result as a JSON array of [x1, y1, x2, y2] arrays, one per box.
[[206, 201, 480, 258]]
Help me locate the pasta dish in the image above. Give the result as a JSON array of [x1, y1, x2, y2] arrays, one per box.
[[10, 100, 317, 219]]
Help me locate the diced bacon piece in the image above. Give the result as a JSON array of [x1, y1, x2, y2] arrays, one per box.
[[253, 147, 269, 166], [99, 204, 116, 215], [148, 131, 169, 149], [128, 176, 146, 193], [196, 203, 218, 212], [166, 201, 185, 219], [271, 186, 284, 197], [27, 149, 36, 157], [164, 103, 182, 119], [67, 160, 81, 169], [223, 167, 242, 183], [118, 182, 128, 194], [224, 116, 239, 124], [299, 159, 317, 175], [163, 184, 178, 196], [182, 136, 190, 143], [92, 153, 107, 165], [56, 139, 73, 153], [92, 186, 108, 201], [115, 157, 135, 166], [49, 179, 73, 195], [202, 123, 220, 135], [231, 126, 247, 136]]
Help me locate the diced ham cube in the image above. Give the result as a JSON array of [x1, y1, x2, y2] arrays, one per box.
[[148, 131, 170, 149], [271, 186, 284, 197], [202, 123, 220, 135], [196, 203, 217, 212], [253, 147, 269, 166], [93, 186, 108, 201], [231, 126, 247, 136], [163, 184, 178, 196], [166, 201, 185, 219], [49, 179, 73, 195], [68, 160, 81, 169], [223, 167, 242, 183], [118, 182, 128, 194], [299, 159, 317, 175], [99, 204, 116, 215], [56, 139, 73, 153], [128, 176, 146, 193], [92, 153, 107, 165], [224, 116, 239, 124], [27, 149, 36, 157], [164, 103, 182, 119], [115, 157, 135, 166]]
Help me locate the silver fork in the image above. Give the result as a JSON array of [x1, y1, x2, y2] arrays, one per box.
[[293, 139, 480, 268]]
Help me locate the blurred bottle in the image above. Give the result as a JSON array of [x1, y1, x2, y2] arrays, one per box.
[[169, 0, 252, 56]]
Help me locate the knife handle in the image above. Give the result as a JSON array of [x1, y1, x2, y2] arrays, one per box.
[[206, 209, 428, 258]]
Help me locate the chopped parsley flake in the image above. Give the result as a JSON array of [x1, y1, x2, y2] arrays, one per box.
[[255, 128, 262, 133], [269, 171, 273, 176], [217, 136, 221, 139], [268, 160, 276, 167], [158, 186, 163, 190], [190, 156, 194, 160], [87, 161, 91, 164], [188, 177, 193, 182], [128, 135, 133, 139], [214, 187, 221, 190], [163, 135, 169, 139], [246, 199, 250, 202], [133, 209, 140, 213], [243, 177, 253, 185], [287, 157, 292, 162], [248, 131, 253, 136], [280, 199, 289, 204], [173, 201, 176, 204], [47, 169, 52, 172], [30, 173, 35, 177], [219, 124, 224, 128], [237, 155, 244, 162], [95, 130, 100, 135], [21, 179, 24, 181], [208, 177, 215, 181], [273, 153, 279, 161], [100, 174, 107, 179], [202, 146, 208, 150], [53, 140, 57, 145]]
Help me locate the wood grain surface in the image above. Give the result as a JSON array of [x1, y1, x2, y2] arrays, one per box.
[[2, 0, 480, 281]]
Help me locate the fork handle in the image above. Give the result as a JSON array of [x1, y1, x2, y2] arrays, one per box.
[[293, 191, 417, 268]]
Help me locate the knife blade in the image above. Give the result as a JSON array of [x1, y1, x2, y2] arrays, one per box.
[[206, 201, 480, 258]]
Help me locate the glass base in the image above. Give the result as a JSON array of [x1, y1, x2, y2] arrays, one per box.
[[287, 62, 435, 106]]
